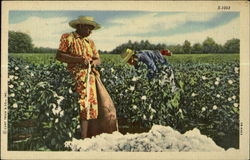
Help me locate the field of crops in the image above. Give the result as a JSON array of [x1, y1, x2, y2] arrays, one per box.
[[8, 53, 239, 151], [9, 53, 239, 65]]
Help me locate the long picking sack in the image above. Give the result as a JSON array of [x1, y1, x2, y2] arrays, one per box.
[[87, 75, 118, 137]]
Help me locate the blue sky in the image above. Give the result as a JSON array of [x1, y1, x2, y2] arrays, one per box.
[[9, 11, 240, 51]]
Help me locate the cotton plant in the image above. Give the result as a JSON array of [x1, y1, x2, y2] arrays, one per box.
[[8, 56, 240, 151]]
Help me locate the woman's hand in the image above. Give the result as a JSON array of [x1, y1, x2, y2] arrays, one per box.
[[91, 58, 101, 68], [81, 58, 89, 67]]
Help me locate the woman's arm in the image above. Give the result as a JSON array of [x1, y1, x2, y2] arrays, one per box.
[[56, 50, 88, 65]]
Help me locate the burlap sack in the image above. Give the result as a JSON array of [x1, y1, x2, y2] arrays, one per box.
[[87, 75, 118, 137]]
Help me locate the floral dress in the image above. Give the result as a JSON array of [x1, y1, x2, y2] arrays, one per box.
[[58, 32, 100, 120]]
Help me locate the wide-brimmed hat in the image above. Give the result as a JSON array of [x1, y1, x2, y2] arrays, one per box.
[[69, 16, 101, 30], [121, 49, 135, 63]]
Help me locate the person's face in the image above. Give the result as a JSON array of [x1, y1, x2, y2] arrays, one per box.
[[77, 24, 95, 37], [127, 56, 137, 65]]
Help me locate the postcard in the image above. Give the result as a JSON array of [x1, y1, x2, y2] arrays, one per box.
[[1, 1, 249, 160]]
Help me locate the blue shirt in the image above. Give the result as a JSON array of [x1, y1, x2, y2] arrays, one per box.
[[134, 50, 169, 78]]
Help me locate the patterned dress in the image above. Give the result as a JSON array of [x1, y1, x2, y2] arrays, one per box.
[[58, 31, 100, 120]]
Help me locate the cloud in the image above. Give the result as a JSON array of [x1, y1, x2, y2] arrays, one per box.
[[92, 12, 238, 51], [8, 12, 239, 51], [9, 16, 72, 48], [148, 15, 240, 46], [95, 12, 218, 38]]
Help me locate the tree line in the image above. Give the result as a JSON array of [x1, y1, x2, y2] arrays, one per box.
[[9, 31, 239, 54], [101, 38, 240, 54]]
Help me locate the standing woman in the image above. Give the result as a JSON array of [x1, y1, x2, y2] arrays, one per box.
[[56, 16, 118, 139]]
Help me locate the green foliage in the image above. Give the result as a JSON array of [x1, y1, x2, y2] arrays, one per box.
[[9, 53, 56, 65], [10, 53, 239, 66], [109, 40, 167, 54], [202, 37, 218, 53], [33, 47, 57, 53], [183, 40, 191, 54], [8, 31, 34, 53], [8, 54, 239, 150], [191, 43, 203, 54], [8, 31, 57, 54], [167, 54, 239, 64], [8, 57, 79, 151], [224, 38, 240, 53], [174, 63, 239, 140], [97, 62, 182, 128], [102, 38, 240, 54], [97, 60, 239, 149]]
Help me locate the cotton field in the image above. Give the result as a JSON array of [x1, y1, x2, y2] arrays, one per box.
[[64, 125, 237, 152]]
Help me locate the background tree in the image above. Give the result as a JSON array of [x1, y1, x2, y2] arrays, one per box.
[[109, 40, 167, 54], [8, 31, 34, 53], [183, 40, 191, 54], [167, 44, 184, 54], [202, 37, 218, 54], [223, 38, 240, 53], [216, 44, 225, 53], [191, 43, 203, 54]]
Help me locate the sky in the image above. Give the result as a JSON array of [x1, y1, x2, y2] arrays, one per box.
[[9, 11, 240, 51]]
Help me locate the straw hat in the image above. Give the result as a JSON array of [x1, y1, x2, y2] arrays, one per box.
[[69, 16, 101, 30], [121, 49, 135, 63]]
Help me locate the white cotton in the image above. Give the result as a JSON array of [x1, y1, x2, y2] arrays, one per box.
[[60, 110, 64, 117], [233, 103, 239, 108], [129, 86, 135, 91], [69, 88, 73, 94], [141, 96, 147, 100], [9, 84, 14, 89], [13, 103, 18, 108], [10, 93, 15, 97], [64, 125, 234, 152], [179, 109, 183, 113], [132, 77, 139, 81], [215, 81, 219, 85], [202, 76, 207, 80], [234, 67, 239, 73], [213, 105, 218, 110], [228, 80, 233, 84], [201, 107, 206, 112], [151, 108, 156, 113], [132, 105, 137, 110], [191, 93, 198, 97], [9, 75, 15, 80]]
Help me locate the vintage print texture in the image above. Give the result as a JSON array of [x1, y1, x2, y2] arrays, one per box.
[[2, 1, 249, 160]]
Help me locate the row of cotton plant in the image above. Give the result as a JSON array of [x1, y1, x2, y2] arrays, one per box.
[[8, 57, 239, 150], [98, 61, 239, 149], [8, 57, 80, 150]]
